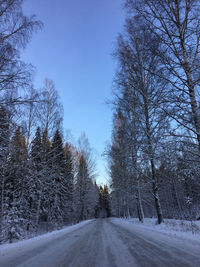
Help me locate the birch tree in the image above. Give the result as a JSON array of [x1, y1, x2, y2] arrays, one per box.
[[111, 15, 171, 223], [36, 78, 63, 139], [126, 0, 200, 151], [0, 0, 41, 105]]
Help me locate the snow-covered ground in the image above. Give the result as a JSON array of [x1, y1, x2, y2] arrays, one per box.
[[123, 217, 200, 242], [1, 218, 200, 267], [0, 220, 93, 259]]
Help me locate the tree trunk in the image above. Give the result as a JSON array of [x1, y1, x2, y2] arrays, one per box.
[[0, 177, 4, 243], [136, 184, 144, 223], [36, 193, 41, 225], [151, 159, 163, 224], [144, 92, 163, 224]]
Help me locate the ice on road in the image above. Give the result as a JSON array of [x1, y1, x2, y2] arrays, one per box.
[[1, 218, 200, 267]]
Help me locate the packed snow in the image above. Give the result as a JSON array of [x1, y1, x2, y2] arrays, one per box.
[[0, 220, 93, 259], [1, 218, 200, 267], [123, 217, 200, 242]]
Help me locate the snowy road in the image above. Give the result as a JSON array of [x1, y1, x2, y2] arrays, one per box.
[[1, 218, 200, 267]]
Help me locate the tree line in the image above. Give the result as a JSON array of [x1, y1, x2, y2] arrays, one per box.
[[107, 0, 200, 224], [0, 0, 111, 244]]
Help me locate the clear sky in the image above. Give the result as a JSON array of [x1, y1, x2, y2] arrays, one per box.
[[21, 0, 125, 185]]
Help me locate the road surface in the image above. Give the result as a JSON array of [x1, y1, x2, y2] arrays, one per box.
[[0, 218, 200, 267]]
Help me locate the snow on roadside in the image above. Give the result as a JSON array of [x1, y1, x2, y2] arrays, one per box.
[[0, 220, 93, 257], [111, 217, 200, 242]]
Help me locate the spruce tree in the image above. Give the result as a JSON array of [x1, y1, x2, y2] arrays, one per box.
[[49, 129, 66, 225], [29, 127, 43, 228], [5, 127, 28, 242], [75, 154, 90, 221], [63, 142, 74, 224], [102, 185, 111, 217], [0, 106, 11, 243], [40, 127, 51, 225]]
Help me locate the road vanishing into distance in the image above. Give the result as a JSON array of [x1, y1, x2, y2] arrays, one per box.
[[1, 218, 200, 267]]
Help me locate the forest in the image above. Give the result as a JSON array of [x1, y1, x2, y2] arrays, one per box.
[[1, 0, 200, 245], [0, 0, 110, 244], [108, 0, 200, 224]]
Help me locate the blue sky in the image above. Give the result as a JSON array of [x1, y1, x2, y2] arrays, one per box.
[[22, 0, 125, 184]]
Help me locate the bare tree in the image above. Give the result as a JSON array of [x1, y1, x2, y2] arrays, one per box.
[[74, 133, 98, 221], [0, 0, 42, 106], [36, 78, 63, 139], [78, 132, 97, 180], [126, 0, 200, 151], [111, 15, 172, 223]]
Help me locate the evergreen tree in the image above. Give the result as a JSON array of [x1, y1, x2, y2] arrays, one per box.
[[75, 154, 90, 221], [102, 185, 111, 217], [97, 185, 111, 218], [39, 127, 51, 225], [42, 128, 51, 164], [29, 127, 43, 228], [63, 142, 74, 224], [85, 180, 99, 218], [49, 129, 66, 225], [0, 106, 11, 243], [5, 127, 28, 242]]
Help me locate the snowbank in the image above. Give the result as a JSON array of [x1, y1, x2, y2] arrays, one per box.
[[0, 220, 93, 257], [111, 217, 200, 242]]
